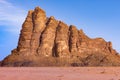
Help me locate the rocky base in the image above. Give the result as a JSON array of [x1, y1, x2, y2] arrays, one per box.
[[1, 51, 120, 67]]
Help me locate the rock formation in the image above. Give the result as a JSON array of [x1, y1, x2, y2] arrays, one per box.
[[1, 7, 120, 67]]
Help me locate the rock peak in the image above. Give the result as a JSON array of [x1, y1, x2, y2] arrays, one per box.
[[1, 6, 120, 67], [34, 6, 45, 13], [28, 10, 34, 14], [49, 16, 55, 19]]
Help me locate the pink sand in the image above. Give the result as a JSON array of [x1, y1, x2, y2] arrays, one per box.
[[0, 67, 120, 80]]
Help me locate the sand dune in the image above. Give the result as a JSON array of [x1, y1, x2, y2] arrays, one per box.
[[0, 67, 120, 80]]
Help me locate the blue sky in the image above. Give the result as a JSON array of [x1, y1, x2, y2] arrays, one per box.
[[0, 0, 120, 60]]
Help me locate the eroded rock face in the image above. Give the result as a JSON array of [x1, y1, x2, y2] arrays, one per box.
[[17, 10, 34, 55], [1, 7, 120, 67], [55, 21, 70, 57], [38, 16, 59, 56], [69, 25, 78, 54], [30, 7, 46, 55], [15, 7, 119, 56]]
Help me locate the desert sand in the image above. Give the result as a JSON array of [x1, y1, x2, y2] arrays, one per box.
[[0, 67, 120, 80]]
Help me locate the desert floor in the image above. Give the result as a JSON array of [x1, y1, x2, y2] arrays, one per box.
[[0, 67, 120, 80]]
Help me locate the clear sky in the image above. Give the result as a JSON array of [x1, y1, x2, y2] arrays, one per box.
[[0, 0, 120, 60]]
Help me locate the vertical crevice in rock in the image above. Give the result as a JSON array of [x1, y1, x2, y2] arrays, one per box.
[[76, 30, 80, 53], [37, 16, 59, 56], [30, 7, 46, 55], [55, 21, 70, 57], [52, 21, 60, 57], [38, 18, 49, 48], [17, 10, 34, 55]]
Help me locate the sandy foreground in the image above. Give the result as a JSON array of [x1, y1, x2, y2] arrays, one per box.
[[0, 67, 120, 80]]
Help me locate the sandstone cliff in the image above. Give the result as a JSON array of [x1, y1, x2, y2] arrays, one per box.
[[1, 7, 120, 67]]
